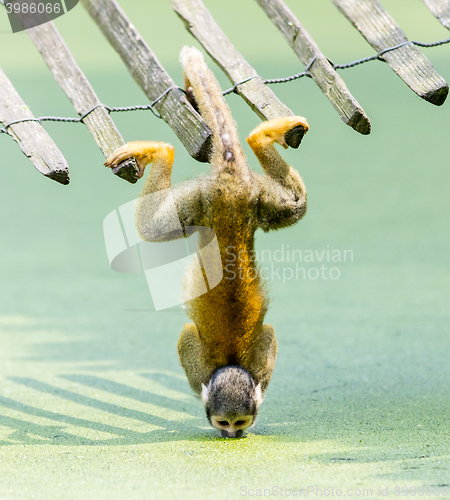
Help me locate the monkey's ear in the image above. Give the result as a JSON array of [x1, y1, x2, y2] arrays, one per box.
[[201, 383, 209, 405], [255, 384, 264, 407]]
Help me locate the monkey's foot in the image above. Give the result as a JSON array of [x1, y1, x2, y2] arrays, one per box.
[[104, 141, 174, 178], [247, 116, 309, 150]]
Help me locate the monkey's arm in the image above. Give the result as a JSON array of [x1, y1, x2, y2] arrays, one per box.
[[177, 323, 217, 396], [105, 141, 207, 242], [247, 117, 308, 232], [241, 324, 278, 393]]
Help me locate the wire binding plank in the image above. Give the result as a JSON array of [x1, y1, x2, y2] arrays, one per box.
[[332, 0, 449, 105], [0, 67, 70, 185], [80, 0, 212, 162], [172, 0, 301, 145], [423, 0, 450, 30], [255, 0, 371, 135], [26, 21, 139, 183]]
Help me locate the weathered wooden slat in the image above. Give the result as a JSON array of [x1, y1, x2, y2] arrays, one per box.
[[332, 0, 449, 105], [80, 0, 212, 162], [423, 0, 450, 30], [255, 0, 371, 135], [25, 21, 139, 183], [172, 0, 297, 136], [0, 67, 70, 185]]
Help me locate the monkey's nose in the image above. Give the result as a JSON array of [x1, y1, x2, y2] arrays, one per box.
[[221, 429, 243, 438]]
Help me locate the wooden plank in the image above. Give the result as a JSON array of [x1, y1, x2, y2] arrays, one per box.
[[25, 21, 139, 183], [423, 0, 450, 30], [332, 0, 449, 105], [0, 67, 70, 185], [80, 0, 212, 162], [172, 0, 303, 146], [255, 0, 371, 135]]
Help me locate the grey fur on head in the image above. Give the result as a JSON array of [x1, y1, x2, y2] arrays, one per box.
[[202, 366, 260, 421]]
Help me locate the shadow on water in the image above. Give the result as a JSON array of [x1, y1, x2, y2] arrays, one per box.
[[0, 374, 210, 446], [0, 368, 448, 459]]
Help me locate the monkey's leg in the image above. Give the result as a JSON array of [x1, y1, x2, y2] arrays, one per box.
[[105, 141, 206, 241], [246, 117, 309, 231], [241, 324, 278, 393], [177, 323, 216, 396]]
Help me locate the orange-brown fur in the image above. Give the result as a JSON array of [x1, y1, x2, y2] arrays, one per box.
[[186, 193, 268, 370], [105, 46, 308, 402]]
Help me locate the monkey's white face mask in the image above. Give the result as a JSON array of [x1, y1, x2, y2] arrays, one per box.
[[209, 413, 257, 439]]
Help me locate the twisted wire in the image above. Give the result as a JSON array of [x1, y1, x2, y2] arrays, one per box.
[[1, 36, 449, 134]]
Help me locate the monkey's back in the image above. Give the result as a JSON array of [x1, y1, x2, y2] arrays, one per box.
[[184, 171, 269, 369], [179, 46, 269, 369]]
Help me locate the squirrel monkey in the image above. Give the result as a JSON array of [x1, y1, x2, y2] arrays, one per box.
[[105, 47, 309, 438]]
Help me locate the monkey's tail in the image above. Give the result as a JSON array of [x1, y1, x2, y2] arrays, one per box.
[[180, 46, 244, 167]]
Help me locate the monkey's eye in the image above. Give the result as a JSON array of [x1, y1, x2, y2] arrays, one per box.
[[235, 420, 245, 426], [218, 421, 229, 426]]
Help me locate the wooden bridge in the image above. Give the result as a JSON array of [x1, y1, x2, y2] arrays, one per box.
[[0, 0, 449, 185]]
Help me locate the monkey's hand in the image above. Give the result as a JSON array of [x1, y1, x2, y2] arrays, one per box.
[[104, 141, 174, 179], [247, 116, 309, 150]]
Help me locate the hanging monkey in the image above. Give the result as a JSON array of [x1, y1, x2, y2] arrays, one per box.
[[105, 47, 309, 438]]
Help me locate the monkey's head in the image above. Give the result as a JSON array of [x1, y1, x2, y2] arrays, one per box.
[[201, 366, 263, 438]]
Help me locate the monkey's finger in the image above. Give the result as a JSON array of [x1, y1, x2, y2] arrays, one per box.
[[285, 125, 307, 149], [247, 116, 309, 151], [104, 145, 136, 168], [274, 117, 309, 149]]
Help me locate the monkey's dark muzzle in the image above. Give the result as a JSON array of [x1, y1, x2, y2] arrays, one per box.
[[221, 429, 243, 439]]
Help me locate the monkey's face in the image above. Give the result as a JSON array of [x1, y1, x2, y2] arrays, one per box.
[[201, 366, 263, 438], [210, 414, 255, 438]]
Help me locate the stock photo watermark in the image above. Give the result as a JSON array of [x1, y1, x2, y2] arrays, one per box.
[[103, 191, 354, 311], [1, 0, 78, 33], [240, 485, 450, 497], [103, 190, 223, 312], [224, 244, 353, 284]]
